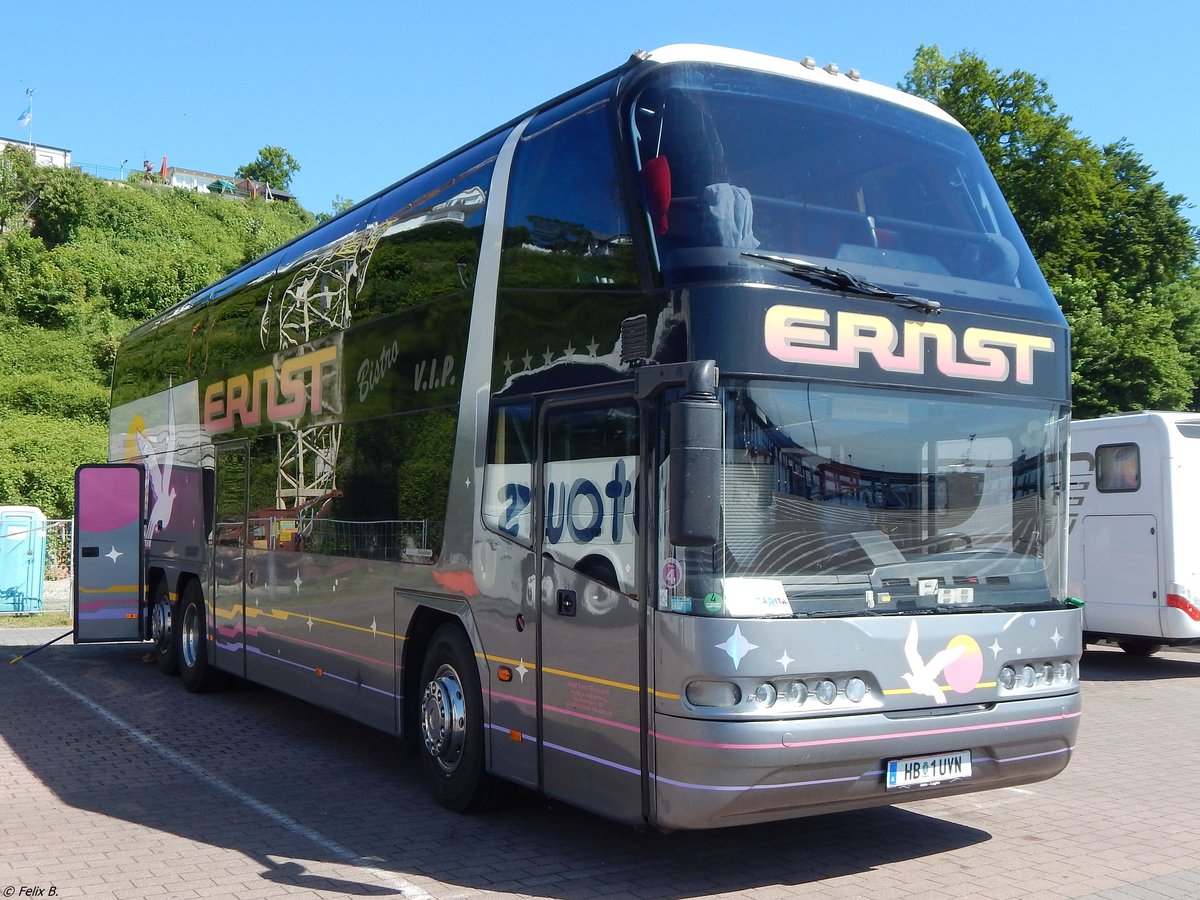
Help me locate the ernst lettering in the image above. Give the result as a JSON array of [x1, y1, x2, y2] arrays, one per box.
[[764, 304, 1055, 385], [203, 345, 338, 434]]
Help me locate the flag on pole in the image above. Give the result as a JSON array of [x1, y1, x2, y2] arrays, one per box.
[[16, 106, 31, 127]]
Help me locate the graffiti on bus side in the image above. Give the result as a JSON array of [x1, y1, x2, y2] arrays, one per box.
[[484, 458, 640, 553]]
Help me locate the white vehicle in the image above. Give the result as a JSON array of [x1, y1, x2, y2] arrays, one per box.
[[1069, 411, 1200, 654]]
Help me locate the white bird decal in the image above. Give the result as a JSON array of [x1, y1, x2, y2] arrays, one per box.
[[138, 389, 177, 544], [901, 620, 964, 705]]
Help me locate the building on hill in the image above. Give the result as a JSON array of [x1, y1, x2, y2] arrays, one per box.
[[0, 136, 71, 169], [168, 165, 296, 202]]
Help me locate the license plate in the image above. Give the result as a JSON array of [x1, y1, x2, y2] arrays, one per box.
[[885, 749, 972, 790]]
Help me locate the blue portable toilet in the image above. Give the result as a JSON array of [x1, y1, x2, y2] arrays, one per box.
[[0, 506, 46, 614]]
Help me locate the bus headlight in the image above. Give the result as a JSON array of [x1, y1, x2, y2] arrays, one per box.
[[754, 682, 778, 706], [784, 680, 807, 704], [1021, 665, 1037, 688], [685, 680, 741, 708], [999, 666, 1017, 689], [815, 679, 837, 705], [845, 677, 868, 703]]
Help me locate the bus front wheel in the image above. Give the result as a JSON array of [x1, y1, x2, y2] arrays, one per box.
[[418, 624, 496, 812]]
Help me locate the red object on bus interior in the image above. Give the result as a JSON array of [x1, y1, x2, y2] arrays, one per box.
[[642, 156, 671, 235]]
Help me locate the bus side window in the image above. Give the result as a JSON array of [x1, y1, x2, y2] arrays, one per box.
[[501, 96, 636, 290]]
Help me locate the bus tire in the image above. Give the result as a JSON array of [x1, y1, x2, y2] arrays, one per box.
[[177, 580, 227, 693], [1118, 640, 1163, 657], [418, 623, 497, 812], [150, 579, 179, 676]]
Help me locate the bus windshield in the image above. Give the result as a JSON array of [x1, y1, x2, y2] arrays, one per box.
[[677, 380, 1069, 617], [630, 64, 1056, 309]]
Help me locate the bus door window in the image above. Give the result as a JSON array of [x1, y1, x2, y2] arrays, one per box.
[[482, 401, 536, 547], [541, 403, 639, 596]]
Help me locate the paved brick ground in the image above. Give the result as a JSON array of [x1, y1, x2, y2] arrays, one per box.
[[1, 635, 1198, 899]]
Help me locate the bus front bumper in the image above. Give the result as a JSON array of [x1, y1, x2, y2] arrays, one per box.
[[650, 691, 1080, 830]]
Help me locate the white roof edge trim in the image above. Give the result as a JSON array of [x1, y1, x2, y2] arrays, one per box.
[[643, 44, 963, 130]]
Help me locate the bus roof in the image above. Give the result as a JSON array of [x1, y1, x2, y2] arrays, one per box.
[[128, 44, 964, 340], [643, 44, 962, 129]]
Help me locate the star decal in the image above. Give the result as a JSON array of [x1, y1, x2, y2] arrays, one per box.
[[989, 638, 1002, 658], [371, 616, 378, 637], [1050, 627, 1063, 647], [587, 337, 599, 356], [515, 659, 529, 682], [522, 351, 533, 370], [503, 355, 514, 375], [776, 649, 794, 672], [293, 570, 304, 593], [564, 342, 576, 357], [542, 347, 554, 366], [105, 546, 124, 563], [716, 625, 759, 670], [306, 615, 314, 632]]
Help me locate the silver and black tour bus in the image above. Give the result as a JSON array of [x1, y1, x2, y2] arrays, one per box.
[[74, 45, 1080, 830]]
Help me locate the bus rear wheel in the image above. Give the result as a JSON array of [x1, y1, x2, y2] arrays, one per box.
[[418, 624, 497, 812], [177, 581, 227, 693], [151, 580, 178, 676]]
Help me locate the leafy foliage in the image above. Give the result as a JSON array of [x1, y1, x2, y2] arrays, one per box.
[[903, 46, 1200, 418], [0, 153, 313, 517], [235, 145, 301, 190], [0, 413, 107, 516]]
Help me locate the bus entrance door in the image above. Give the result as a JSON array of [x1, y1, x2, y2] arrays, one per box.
[[73, 463, 145, 643], [536, 401, 645, 824]]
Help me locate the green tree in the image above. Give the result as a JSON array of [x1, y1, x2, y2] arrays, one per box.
[[0, 144, 37, 234], [235, 145, 301, 190], [316, 194, 355, 224], [903, 46, 1200, 417], [902, 46, 1197, 295]]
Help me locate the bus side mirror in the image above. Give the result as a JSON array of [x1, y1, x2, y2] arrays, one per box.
[[669, 389, 722, 547]]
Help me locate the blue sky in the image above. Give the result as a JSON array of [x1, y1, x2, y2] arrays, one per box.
[[8, 1, 1199, 228]]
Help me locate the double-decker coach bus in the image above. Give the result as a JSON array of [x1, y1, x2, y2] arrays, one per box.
[[74, 44, 1080, 830]]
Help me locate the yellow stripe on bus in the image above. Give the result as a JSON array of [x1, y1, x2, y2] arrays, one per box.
[[484, 653, 681, 700], [882, 681, 998, 696]]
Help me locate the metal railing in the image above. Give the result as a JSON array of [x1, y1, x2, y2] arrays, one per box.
[[73, 163, 131, 182]]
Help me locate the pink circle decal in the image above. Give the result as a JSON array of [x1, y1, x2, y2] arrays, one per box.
[[943, 635, 984, 694]]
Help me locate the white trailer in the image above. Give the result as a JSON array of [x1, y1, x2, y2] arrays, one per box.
[[1069, 411, 1200, 654]]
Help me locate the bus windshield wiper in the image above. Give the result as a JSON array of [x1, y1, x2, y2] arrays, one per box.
[[741, 251, 941, 313]]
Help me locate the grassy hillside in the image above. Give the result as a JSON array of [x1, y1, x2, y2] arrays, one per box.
[[0, 146, 314, 517]]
